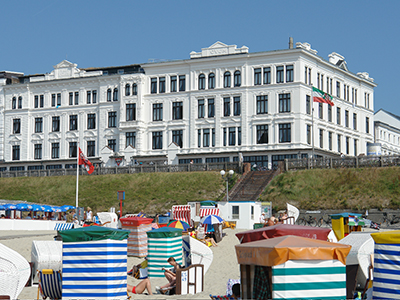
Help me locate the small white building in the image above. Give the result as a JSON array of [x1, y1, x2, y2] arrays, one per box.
[[374, 109, 400, 155], [218, 200, 262, 230]]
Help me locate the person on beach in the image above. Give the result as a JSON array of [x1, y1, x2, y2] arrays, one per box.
[[86, 207, 92, 221], [156, 257, 181, 293], [127, 278, 153, 295]]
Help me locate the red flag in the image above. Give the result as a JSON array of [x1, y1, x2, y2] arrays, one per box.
[[78, 147, 94, 174]]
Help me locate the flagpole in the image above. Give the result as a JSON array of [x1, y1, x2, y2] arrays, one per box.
[[76, 143, 79, 208]]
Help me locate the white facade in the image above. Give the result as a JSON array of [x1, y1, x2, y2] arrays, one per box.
[[374, 109, 400, 155], [0, 41, 378, 171], [218, 201, 262, 229]]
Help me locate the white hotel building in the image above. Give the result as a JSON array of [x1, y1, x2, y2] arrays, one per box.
[[0, 40, 376, 171]]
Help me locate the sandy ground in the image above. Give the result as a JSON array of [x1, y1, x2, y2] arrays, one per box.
[[0, 228, 246, 299]]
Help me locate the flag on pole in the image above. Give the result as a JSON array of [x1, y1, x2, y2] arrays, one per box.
[[312, 87, 334, 106], [78, 147, 94, 174]]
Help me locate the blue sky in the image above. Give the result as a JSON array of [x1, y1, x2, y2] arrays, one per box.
[[1, 1, 399, 115]]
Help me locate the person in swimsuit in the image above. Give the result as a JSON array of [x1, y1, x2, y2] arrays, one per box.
[[127, 278, 153, 295]]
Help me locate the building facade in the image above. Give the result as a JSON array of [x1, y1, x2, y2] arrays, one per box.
[[374, 109, 400, 155], [0, 40, 377, 171]]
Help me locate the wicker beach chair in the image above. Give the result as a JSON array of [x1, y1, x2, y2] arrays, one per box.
[[0, 243, 31, 299], [37, 269, 62, 300]]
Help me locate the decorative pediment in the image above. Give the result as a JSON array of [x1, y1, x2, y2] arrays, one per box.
[[100, 146, 113, 155], [9, 135, 21, 145], [48, 132, 61, 141], [295, 42, 318, 55], [66, 131, 79, 140], [54, 60, 77, 69], [104, 128, 119, 137], [84, 130, 97, 138], [190, 41, 249, 58], [168, 142, 180, 150], [41, 60, 102, 81], [31, 133, 44, 142]]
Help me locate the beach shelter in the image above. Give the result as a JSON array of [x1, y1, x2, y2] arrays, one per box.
[[235, 235, 351, 299], [330, 212, 365, 240], [235, 224, 332, 244], [146, 227, 183, 277], [120, 216, 153, 257], [58, 226, 129, 300], [370, 230, 400, 299]]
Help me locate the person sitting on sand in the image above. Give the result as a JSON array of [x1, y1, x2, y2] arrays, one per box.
[[127, 278, 153, 295], [204, 236, 218, 247], [267, 216, 276, 226], [156, 257, 181, 293]]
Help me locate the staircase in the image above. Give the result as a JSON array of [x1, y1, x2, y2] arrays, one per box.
[[228, 170, 278, 202]]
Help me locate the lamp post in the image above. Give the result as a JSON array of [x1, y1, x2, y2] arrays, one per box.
[[220, 170, 234, 202]]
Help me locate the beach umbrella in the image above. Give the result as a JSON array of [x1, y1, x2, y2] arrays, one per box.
[[4, 204, 17, 210], [52, 206, 63, 213], [31, 204, 42, 212], [0, 204, 6, 210], [41, 205, 53, 212], [200, 214, 223, 225], [167, 220, 190, 231], [16, 203, 34, 211], [61, 205, 76, 211]]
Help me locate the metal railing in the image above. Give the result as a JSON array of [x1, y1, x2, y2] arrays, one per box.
[[0, 162, 241, 178], [284, 155, 400, 171]]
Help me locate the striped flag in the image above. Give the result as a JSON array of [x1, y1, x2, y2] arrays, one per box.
[[313, 87, 334, 106]]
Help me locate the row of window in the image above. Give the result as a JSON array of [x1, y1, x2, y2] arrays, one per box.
[[151, 75, 186, 94]]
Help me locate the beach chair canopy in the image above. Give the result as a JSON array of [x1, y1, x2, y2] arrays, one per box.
[[235, 224, 331, 244], [120, 216, 153, 227], [330, 212, 362, 219], [235, 235, 351, 267], [58, 226, 129, 242], [200, 200, 216, 207]]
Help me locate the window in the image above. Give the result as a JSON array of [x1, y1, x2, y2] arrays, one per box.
[[69, 142, 77, 158], [345, 110, 349, 127], [87, 114, 96, 129], [305, 67, 308, 84], [328, 105, 332, 122], [152, 131, 162, 149], [113, 88, 118, 101], [317, 73, 320, 89], [224, 71, 231, 88], [108, 111, 117, 128], [279, 93, 290, 113], [12, 97, 16, 109], [366, 117, 370, 134], [203, 129, 210, 147], [198, 129, 201, 147], [208, 98, 215, 117], [229, 127, 236, 146], [35, 117, 43, 133], [70, 115, 78, 131], [170, 76, 177, 92], [153, 103, 163, 121], [92, 90, 97, 103], [223, 97, 230, 116], [212, 128, 215, 147], [353, 113, 357, 130], [179, 75, 186, 92], [254, 68, 261, 85], [18, 96, 22, 109], [238, 127, 241, 145], [264, 67, 271, 84], [256, 125, 268, 144], [132, 84, 137, 95], [125, 84, 130, 96], [307, 125, 311, 145], [52, 116, 60, 132], [75, 92, 79, 105], [276, 66, 284, 83], [172, 130, 183, 148], [126, 132, 136, 148], [51, 143, 59, 159], [354, 139, 358, 156], [337, 135, 341, 153], [34, 144, 42, 159], [198, 74, 205, 90], [151, 78, 157, 94], [232, 206, 239, 219], [234, 97, 240, 116], [208, 73, 215, 89], [198, 99, 205, 118], [40, 95, 44, 107], [319, 129, 324, 148], [87, 91, 92, 104], [108, 139, 116, 152], [336, 81, 340, 98], [57, 93, 61, 106], [279, 123, 291, 143], [172, 102, 183, 120], [321, 74, 324, 91], [51, 94, 56, 107], [234, 70, 241, 87], [329, 132, 333, 150], [319, 103, 323, 119], [34, 95, 39, 108], [12, 145, 20, 160], [159, 77, 165, 93], [223, 128, 227, 146], [346, 137, 350, 154], [107, 89, 112, 101], [69, 92, 73, 105], [257, 95, 268, 114], [87, 141, 95, 157], [337, 107, 341, 125], [306, 95, 311, 115], [13, 119, 20, 134], [286, 65, 293, 82], [126, 103, 136, 121]]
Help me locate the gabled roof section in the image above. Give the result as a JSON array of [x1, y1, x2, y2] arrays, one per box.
[[190, 41, 249, 59]]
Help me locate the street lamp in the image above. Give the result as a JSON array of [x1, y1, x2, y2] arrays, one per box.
[[220, 169, 234, 202]]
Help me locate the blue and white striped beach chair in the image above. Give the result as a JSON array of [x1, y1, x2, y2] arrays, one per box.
[[37, 269, 62, 300], [54, 223, 74, 231]]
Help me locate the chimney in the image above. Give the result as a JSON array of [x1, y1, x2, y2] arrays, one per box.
[[289, 37, 294, 49]]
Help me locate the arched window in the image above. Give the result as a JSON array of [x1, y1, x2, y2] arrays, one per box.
[[125, 84, 130, 96], [208, 73, 215, 89], [113, 88, 118, 101], [107, 89, 112, 102], [12, 97, 16, 109], [234, 70, 241, 87], [132, 83, 138, 95], [198, 73, 206, 90], [224, 71, 231, 88], [18, 96, 22, 108]]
